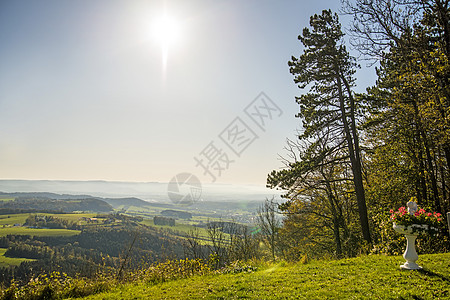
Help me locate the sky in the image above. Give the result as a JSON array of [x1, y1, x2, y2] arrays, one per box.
[[0, 0, 377, 187]]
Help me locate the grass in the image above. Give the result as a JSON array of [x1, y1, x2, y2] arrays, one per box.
[[0, 227, 80, 237], [81, 253, 450, 300], [0, 248, 35, 267]]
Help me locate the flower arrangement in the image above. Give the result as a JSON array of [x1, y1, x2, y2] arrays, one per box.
[[390, 200, 443, 230]]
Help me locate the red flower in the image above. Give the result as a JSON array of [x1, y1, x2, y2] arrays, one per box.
[[389, 205, 443, 227]]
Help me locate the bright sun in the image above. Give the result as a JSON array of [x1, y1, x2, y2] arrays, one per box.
[[152, 14, 180, 46], [152, 14, 181, 71]]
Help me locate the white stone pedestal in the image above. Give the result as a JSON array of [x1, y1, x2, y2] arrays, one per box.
[[400, 233, 421, 270], [393, 223, 425, 270]]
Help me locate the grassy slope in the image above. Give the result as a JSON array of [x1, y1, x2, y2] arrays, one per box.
[[82, 253, 450, 300]]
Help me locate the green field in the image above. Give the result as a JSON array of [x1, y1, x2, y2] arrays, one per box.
[[53, 213, 98, 222], [0, 214, 30, 225], [0, 248, 35, 268], [118, 204, 233, 223], [0, 197, 14, 202], [0, 227, 80, 237], [0, 212, 100, 226], [83, 253, 450, 299]]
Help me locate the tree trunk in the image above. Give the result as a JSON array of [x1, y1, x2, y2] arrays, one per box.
[[322, 170, 343, 257], [336, 67, 372, 244]]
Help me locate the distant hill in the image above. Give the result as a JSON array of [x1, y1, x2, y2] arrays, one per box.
[[0, 192, 94, 200], [0, 180, 280, 203], [0, 180, 168, 202], [0, 196, 113, 213], [0, 191, 178, 211]]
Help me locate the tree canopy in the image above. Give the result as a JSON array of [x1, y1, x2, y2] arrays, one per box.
[[268, 4, 449, 259]]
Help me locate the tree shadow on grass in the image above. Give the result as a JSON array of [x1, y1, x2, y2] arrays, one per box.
[[418, 268, 450, 283]]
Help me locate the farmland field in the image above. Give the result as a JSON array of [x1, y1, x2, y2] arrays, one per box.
[[0, 197, 14, 202], [0, 212, 99, 226], [0, 227, 80, 237], [0, 214, 30, 225]]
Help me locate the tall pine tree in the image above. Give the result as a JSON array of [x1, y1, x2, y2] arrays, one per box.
[[285, 10, 371, 243]]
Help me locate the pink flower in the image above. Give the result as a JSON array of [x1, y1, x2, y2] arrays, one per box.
[[389, 205, 443, 226]]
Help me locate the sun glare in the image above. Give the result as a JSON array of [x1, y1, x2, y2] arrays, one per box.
[[152, 14, 181, 73], [152, 14, 180, 46]]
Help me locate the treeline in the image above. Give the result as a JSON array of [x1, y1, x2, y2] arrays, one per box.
[[267, 1, 450, 259], [153, 216, 175, 226], [0, 222, 185, 286], [0, 198, 113, 213], [24, 215, 80, 230]]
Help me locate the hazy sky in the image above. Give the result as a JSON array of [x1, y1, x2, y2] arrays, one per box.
[[0, 0, 376, 186]]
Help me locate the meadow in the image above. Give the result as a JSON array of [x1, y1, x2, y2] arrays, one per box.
[[0, 250, 447, 299], [63, 253, 450, 299], [0, 212, 88, 238], [0, 227, 81, 237]]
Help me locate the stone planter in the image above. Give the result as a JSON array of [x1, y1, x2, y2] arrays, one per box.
[[393, 223, 428, 270]]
